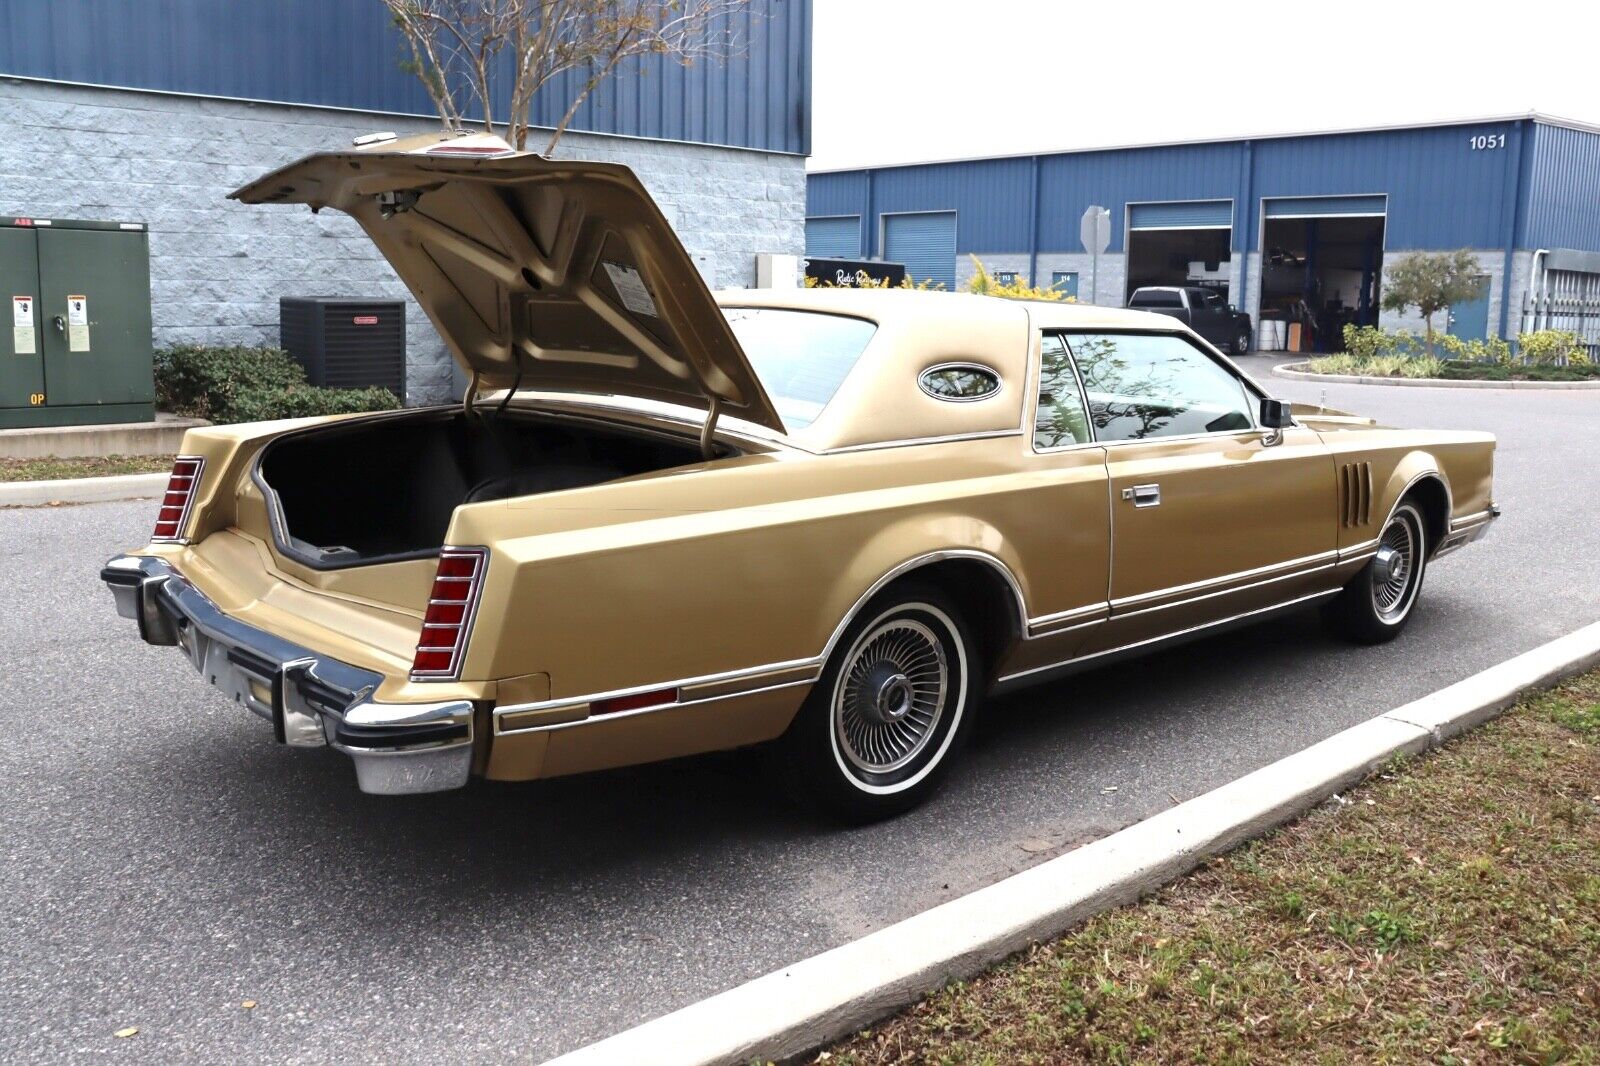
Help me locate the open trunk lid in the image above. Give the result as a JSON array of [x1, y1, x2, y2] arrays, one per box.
[[230, 132, 785, 435]]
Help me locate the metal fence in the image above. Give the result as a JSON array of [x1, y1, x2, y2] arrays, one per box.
[[1520, 266, 1600, 358]]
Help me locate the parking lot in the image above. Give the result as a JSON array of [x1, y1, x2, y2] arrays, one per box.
[[3, 372, 1598, 1064]]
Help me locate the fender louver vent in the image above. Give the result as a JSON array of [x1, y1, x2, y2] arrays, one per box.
[[1340, 461, 1374, 527]]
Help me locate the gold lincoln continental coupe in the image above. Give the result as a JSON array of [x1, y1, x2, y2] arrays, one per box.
[[103, 134, 1499, 819]]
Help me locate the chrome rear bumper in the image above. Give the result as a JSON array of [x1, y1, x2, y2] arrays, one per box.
[[101, 555, 474, 795]]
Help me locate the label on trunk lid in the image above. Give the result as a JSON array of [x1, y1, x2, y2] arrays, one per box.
[[602, 261, 659, 318]]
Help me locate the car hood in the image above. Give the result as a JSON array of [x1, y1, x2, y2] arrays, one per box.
[[230, 133, 784, 434]]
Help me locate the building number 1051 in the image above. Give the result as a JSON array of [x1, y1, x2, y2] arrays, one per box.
[[1470, 133, 1507, 150]]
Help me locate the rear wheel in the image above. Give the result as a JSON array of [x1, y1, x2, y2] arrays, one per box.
[[778, 582, 979, 822], [1324, 500, 1428, 644]]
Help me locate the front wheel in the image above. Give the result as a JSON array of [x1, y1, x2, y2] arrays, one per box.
[[776, 582, 980, 822], [1231, 328, 1251, 356], [1324, 500, 1428, 644]]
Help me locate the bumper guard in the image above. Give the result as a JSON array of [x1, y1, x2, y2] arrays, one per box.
[[101, 555, 474, 794]]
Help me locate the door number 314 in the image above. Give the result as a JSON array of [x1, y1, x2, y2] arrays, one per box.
[[1470, 134, 1506, 150]]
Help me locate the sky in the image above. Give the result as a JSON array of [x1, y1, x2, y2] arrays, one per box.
[[807, 0, 1600, 171]]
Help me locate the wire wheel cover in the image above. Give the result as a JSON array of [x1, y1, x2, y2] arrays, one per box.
[[835, 617, 949, 774], [1372, 511, 1420, 619]]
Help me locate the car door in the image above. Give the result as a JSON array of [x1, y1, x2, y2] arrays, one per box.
[[998, 331, 1112, 680], [1063, 330, 1338, 653]]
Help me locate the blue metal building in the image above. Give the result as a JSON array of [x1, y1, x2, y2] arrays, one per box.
[[808, 114, 1600, 350], [0, 0, 813, 404], [0, 0, 811, 154]]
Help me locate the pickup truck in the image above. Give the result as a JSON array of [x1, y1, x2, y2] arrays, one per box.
[[1127, 286, 1253, 355]]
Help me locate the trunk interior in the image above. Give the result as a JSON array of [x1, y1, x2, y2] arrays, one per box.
[[256, 408, 709, 568]]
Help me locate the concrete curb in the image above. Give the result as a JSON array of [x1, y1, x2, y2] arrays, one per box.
[[544, 620, 1600, 1066], [0, 473, 167, 508], [1272, 361, 1600, 389], [0, 415, 207, 459]]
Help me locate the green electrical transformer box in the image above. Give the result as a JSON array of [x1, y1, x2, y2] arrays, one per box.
[[1, 216, 155, 429]]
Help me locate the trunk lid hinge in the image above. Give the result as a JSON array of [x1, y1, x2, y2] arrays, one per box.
[[699, 394, 723, 460]]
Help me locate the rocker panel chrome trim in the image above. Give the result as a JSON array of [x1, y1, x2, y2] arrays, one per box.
[[1106, 550, 1338, 617], [996, 589, 1340, 693]]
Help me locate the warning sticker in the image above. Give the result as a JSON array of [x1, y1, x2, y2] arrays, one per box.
[[12, 296, 35, 355], [66, 294, 90, 352], [602, 261, 658, 318]]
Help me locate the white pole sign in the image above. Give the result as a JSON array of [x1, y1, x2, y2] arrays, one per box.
[[1080, 206, 1111, 305]]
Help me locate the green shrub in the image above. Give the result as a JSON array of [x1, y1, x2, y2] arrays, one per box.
[[228, 384, 402, 423], [1516, 329, 1591, 366], [1309, 353, 1360, 375], [1342, 325, 1392, 360], [154, 344, 401, 424], [1341, 324, 1424, 359], [1397, 355, 1445, 379], [1437, 332, 1513, 365]]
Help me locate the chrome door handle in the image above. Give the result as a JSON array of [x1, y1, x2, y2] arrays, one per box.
[[1122, 484, 1161, 507]]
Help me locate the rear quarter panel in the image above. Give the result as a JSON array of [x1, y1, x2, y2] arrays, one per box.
[[447, 435, 1111, 701]]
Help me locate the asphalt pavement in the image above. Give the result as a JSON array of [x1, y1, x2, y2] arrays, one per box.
[[3, 369, 1598, 1063]]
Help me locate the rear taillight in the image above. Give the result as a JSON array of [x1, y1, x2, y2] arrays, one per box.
[[151, 455, 205, 542], [411, 547, 489, 681]]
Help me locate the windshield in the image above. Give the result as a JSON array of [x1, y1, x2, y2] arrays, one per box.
[[721, 308, 877, 429]]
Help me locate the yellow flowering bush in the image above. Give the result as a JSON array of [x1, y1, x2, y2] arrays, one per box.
[[963, 256, 1075, 301]]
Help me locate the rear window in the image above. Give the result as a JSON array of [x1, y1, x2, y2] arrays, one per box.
[[1129, 289, 1182, 308], [723, 308, 877, 430]]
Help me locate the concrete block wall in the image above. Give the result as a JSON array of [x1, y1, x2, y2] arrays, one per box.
[[0, 79, 805, 405], [1506, 249, 1536, 335], [1376, 249, 1508, 342]]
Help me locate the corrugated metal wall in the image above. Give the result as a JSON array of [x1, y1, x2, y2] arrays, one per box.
[[805, 216, 861, 257], [806, 118, 1600, 259], [882, 212, 956, 289], [0, 0, 811, 154], [1249, 124, 1514, 250], [1521, 123, 1600, 250]]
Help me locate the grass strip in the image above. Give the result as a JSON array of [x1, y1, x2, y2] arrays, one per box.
[[0, 454, 175, 482], [825, 671, 1600, 1065]]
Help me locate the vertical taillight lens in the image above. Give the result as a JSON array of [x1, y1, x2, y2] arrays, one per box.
[[151, 455, 205, 542], [411, 547, 489, 681]]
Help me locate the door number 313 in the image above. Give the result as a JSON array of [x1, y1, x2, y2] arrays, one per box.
[[1470, 134, 1506, 150]]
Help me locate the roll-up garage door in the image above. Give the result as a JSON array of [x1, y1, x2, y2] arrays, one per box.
[[1263, 195, 1386, 219], [883, 212, 956, 290], [805, 216, 861, 258], [1127, 200, 1232, 230]]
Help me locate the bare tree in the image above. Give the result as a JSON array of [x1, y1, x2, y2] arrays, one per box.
[[383, 0, 751, 155]]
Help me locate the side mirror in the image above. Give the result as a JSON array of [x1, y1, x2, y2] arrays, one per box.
[[1260, 397, 1294, 429]]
